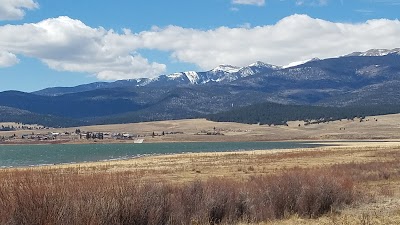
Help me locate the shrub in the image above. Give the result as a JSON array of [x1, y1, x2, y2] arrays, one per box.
[[0, 169, 353, 224]]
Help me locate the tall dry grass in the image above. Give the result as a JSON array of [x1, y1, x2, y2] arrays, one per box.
[[0, 168, 353, 225]]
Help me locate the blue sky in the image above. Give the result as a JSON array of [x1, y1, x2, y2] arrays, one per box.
[[0, 0, 400, 92]]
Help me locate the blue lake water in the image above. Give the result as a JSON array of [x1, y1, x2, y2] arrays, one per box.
[[0, 142, 319, 168]]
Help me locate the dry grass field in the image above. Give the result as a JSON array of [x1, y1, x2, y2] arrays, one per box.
[[1, 114, 400, 224], [68, 113, 400, 142], [0, 142, 398, 224], [3, 113, 400, 143], [67, 113, 400, 141]]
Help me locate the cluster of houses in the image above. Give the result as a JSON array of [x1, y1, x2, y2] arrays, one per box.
[[1, 130, 141, 142], [0, 125, 191, 143]]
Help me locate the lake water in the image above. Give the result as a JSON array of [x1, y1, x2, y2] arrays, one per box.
[[0, 142, 319, 168]]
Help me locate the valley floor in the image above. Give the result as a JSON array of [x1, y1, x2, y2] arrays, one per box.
[[2, 141, 397, 224], [1, 114, 400, 224], [2, 113, 400, 144]]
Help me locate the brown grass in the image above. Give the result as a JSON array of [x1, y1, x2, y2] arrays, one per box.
[[0, 168, 353, 225], [1, 144, 400, 224], [42, 145, 400, 184]]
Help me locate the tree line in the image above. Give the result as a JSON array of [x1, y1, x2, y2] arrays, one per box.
[[206, 102, 400, 125]]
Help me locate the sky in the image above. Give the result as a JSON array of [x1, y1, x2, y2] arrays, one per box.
[[0, 0, 400, 92]]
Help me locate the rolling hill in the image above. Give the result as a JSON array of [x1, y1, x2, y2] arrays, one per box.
[[206, 102, 400, 125]]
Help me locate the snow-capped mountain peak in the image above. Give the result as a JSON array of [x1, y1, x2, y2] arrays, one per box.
[[249, 61, 267, 67], [211, 64, 241, 73], [282, 58, 320, 69], [164, 71, 200, 84], [167, 73, 184, 79], [345, 48, 400, 57], [249, 61, 281, 69]]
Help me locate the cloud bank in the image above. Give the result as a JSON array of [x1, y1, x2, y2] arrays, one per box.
[[137, 14, 400, 69], [0, 0, 39, 21], [0, 14, 399, 80]]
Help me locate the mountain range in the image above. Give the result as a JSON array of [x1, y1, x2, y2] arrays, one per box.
[[1, 48, 400, 127], [33, 61, 280, 96]]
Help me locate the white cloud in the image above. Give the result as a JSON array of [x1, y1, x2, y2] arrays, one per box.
[[135, 14, 400, 69], [239, 23, 252, 28], [1, 14, 400, 80], [0, 0, 39, 21], [231, 0, 265, 6], [0, 51, 19, 67], [0, 16, 166, 80]]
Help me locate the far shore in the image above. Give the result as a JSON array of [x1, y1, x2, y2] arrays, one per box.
[[2, 113, 400, 170], [2, 135, 400, 146], [3, 113, 400, 145], [8, 139, 397, 172]]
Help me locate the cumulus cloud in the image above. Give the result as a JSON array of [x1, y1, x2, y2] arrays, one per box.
[[0, 51, 19, 67], [0, 0, 39, 21], [0, 16, 166, 80], [136, 14, 400, 69], [231, 0, 265, 6], [0, 14, 400, 79]]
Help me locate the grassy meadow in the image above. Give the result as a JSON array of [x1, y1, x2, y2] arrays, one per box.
[[0, 143, 399, 224]]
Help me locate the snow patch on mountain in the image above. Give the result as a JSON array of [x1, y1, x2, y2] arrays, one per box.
[[237, 61, 278, 77], [139, 78, 153, 86], [167, 73, 184, 80], [345, 48, 400, 57], [283, 58, 320, 69], [211, 65, 241, 73], [183, 71, 199, 84], [238, 67, 257, 77], [249, 61, 281, 69], [356, 65, 386, 77]]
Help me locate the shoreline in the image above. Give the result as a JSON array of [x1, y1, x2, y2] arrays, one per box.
[[4, 139, 398, 171], [0, 140, 323, 169], [2, 136, 400, 146]]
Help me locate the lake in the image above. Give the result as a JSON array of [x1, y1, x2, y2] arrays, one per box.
[[0, 142, 319, 168]]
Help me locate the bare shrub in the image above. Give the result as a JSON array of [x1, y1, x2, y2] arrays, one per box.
[[0, 168, 353, 225], [246, 170, 353, 221]]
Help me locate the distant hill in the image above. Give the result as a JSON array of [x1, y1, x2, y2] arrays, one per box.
[[206, 102, 400, 125], [0, 86, 271, 126], [0, 89, 144, 119], [0, 106, 84, 127]]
